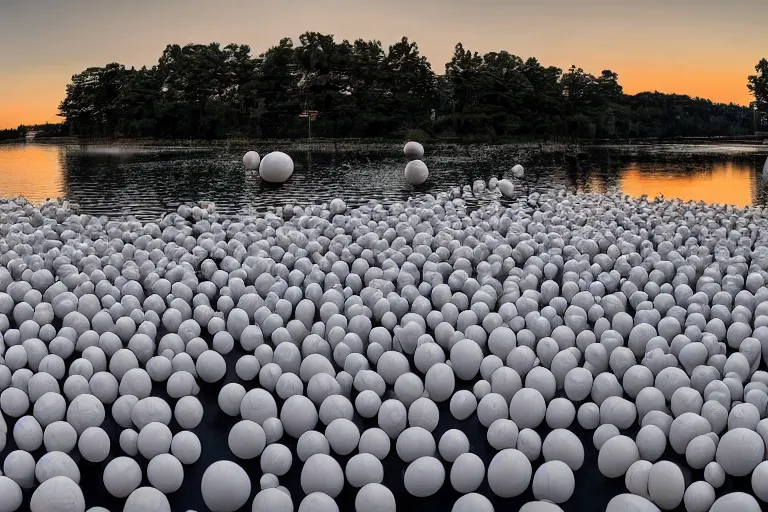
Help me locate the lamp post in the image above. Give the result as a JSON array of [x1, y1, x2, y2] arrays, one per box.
[[299, 109, 319, 141]]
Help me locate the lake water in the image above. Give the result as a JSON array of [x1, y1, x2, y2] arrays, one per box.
[[2, 142, 768, 219]]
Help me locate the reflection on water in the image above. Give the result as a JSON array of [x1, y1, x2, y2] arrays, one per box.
[[0, 144, 64, 203], [620, 162, 755, 207], [0, 142, 767, 219]]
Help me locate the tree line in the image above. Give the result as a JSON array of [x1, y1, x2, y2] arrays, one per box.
[[53, 33, 767, 141]]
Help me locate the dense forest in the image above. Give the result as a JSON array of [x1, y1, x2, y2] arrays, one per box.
[[52, 33, 766, 140]]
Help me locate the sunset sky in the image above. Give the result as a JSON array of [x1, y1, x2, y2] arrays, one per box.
[[1, 0, 766, 129]]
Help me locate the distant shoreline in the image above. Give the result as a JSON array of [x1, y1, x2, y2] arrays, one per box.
[[4, 134, 767, 147]]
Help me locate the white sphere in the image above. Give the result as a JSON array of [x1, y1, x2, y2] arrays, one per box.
[[252, 488, 294, 512], [598, 435, 640, 478], [752, 461, 768, 502], [12, 416, 42, 451], [509, 388, 546, 428], [0, 476, 22, 512], [35, 451, 80, 484], [635, 424, 666, 462], [171, 431, 202, 465], [438, 429, 470, 462], [103, 456, 142, 498], [3, 450, 35, 489], [66, 393, 105, 434], [355, 390, 381, 419], [625, 460, 653, 499], [542, 429, 584, 471], [298, 491, 338, 512], [138, 422, 172, 459], [487, 418, 518, 450], [279, 395, 318, 440], [218, 383, 246, 417], [684, 481, 716, 512], [404, 160, 429, 186], [174, 395, 204, 429], [487, 448, 532, 498], [452, 494, 495, 512], [131, 396, 172, 429], [43, 421, 77, 453], [326, 418, 360, 455], [605, 494, 661, 512], [498, 179, 515, 199], [259, 151, 294, 183], [119, 428, 139, 456], [345, 453, 384, 488], [297, 430, 330, 462], [710, 493, 762, 512], [450, 452, 485, 493], [243, 151, 261, 170], [301, 453, 344, 498], [201, 461, 251, 512], [147, 453, 184, 493], [403, 456, 445, 497], [450, 339, 483, 380], [378, 399, 407, 438], [77, 426, 110, 463], [532, 460, 574, 504], [228, 420, 266, 459], [29, 476, 83, 512], [123, 487, 171, 512], [716, 427, 765, 476], [196, 350, 227, 383], [408, 397, 440, 431], [404, 141, 424, 159], [647, 461, 684, 510], [355, 483, 396, 512], [396, 426, 435, 462], [704, 461, 725, 488], [358, 428, 391, 460], [260, 443, 293, 476]]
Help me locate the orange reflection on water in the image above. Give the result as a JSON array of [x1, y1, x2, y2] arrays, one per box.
[[0, 144, 64, 204], [619, 162, 754, 208]]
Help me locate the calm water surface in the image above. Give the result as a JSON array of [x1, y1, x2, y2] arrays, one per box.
[[1, 142, 767, 219]]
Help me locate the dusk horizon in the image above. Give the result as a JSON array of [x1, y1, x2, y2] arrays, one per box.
[[1, 0, 767, 130]]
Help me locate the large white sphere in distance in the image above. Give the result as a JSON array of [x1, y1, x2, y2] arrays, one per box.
[[404, 141, 424, 160], [404, 160, 429, 185], [259, 151, 294, 183], [243, 151, 261, 170]]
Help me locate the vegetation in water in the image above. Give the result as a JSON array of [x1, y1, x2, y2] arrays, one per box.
[[52, 33, 768, 141]]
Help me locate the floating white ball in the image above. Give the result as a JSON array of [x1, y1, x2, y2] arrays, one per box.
[[404, 141, 424, 160], [404, 160, 429, 186], [259, 151, 294, 183], [243, 151, 261, 170]]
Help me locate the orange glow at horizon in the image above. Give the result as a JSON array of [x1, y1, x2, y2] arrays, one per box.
[[619, 162, 754, 207]]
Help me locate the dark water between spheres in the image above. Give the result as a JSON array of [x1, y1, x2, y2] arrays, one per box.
[[0, 142, 766, 511]]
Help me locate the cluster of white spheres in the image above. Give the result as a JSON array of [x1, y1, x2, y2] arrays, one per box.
[[6, 171, 768, 512], [243, 150, 294, 183], [403, 141, 428, 185]]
